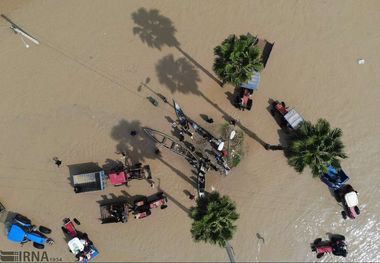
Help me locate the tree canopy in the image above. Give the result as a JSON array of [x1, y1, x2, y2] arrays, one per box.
[[286, 119, 347, 177], [213, 34, 264, 87], [189, 191, 239, 248]]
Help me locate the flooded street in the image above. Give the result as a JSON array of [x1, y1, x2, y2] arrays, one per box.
[[0, 0, 379, 261]]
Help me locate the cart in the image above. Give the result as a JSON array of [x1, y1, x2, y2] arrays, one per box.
[[72, 171, 106, 193], [100, 202, 129, 224], [320, 166, 349, 190], [270, 101, 305, 130]]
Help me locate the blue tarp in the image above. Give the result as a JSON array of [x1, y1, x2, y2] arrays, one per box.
[[241, 71, 260, 90]]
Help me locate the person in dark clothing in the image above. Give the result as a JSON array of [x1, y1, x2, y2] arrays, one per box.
[[189, 159, 197, 167], [230, 119, 237, 126], [179, 131, 185, 142], [53, 157, 62, 167], [207, 118, 214, 123], [130, 130, 137, 136], [210, 163, 218, 171], [155, 148, 161, 155]]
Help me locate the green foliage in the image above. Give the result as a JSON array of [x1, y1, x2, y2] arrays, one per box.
[[232, 154, 241, 167], [286, 119, 347, 177], [213, 34, 264, 86], [220, 124, 244, 168], [189, 192, 239, 248]]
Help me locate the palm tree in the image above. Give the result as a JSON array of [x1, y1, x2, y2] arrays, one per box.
[[213, 34, 264, 87], [286, 119, 347, 177], [189, 191, 239, 248]]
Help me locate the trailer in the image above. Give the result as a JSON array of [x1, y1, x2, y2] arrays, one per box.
[[100, 202, 129, 224], [73, 171, 106, 193], [270, 101, 305, 130]]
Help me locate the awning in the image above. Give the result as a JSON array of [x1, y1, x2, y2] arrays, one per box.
[[241, 71, 260, 90]]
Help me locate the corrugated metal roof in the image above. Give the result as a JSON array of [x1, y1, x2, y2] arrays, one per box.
[[241, 71, 260, 90]]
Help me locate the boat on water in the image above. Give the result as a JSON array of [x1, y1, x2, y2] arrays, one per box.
[[173, 100, 189, 127], [144, 128, 197, 162]]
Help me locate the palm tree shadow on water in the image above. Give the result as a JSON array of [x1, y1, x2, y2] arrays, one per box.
[[132, 7, 269, 148], [131, 7, 222, 86]]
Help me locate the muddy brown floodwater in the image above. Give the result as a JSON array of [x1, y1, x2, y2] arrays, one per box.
[[0, 0, 379, 262]]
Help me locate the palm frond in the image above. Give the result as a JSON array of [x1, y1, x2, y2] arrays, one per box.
[[286, 119, 347, 177], [190, 192, 239, 248], [213, 33, 263, 86]]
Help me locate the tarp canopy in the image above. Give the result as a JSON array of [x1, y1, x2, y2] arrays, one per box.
[[241, 71, 260, 90]]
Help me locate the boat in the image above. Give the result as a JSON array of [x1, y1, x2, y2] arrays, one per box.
[[173, 100, 188, 126], [197, 164, 206, 197], [144, 128, 197, 161]]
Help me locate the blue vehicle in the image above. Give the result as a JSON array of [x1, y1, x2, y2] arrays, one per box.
[[320, 166, 349, 190], [7, 214, 54, 249]]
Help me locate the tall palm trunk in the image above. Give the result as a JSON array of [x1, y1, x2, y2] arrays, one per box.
[[175, 45, 223, 86], [225, 241, 236, 263]]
